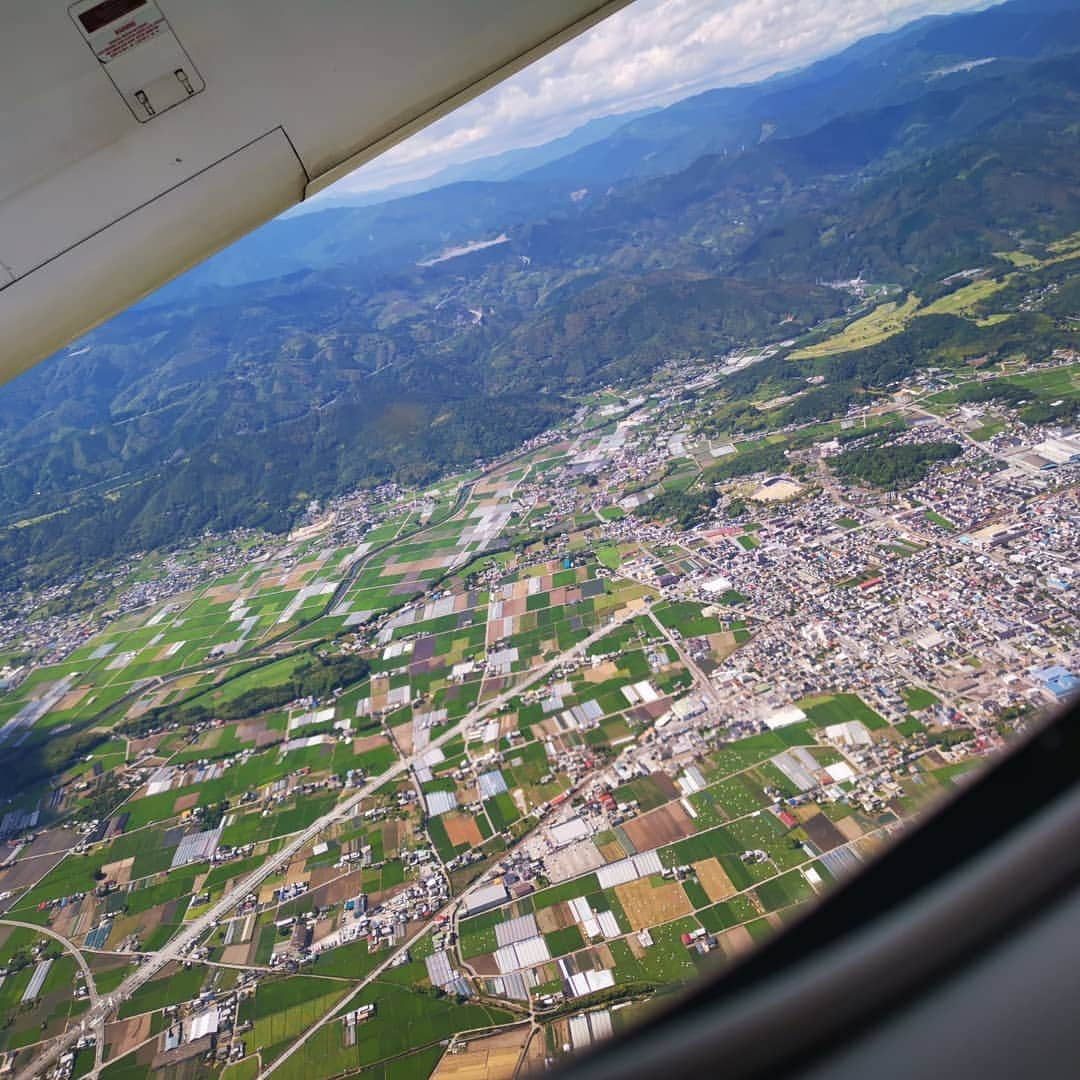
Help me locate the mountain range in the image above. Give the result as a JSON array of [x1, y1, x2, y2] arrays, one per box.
[[287, 107, 660, 213], [1, 0, 1078, 593]]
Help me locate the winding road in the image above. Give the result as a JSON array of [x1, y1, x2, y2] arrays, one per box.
[[0, 919, 99, 1009], [0, 918, 105, 1073]]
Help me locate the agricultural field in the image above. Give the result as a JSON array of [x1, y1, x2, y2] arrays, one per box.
[[798, 693, 889, 731], [268, 980, 513, 1080], [789, 293, 921, 359]]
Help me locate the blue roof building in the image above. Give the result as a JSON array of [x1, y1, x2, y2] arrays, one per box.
[[1031, 666, 1080, 700]]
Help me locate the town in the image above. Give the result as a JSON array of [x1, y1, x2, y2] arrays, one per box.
[[0, 322, 1075, 1080]]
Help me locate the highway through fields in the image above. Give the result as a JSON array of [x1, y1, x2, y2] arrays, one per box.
[[22, 604, 640, 1080]]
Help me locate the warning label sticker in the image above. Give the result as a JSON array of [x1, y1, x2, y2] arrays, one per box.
[[94, 13, 165, 63]]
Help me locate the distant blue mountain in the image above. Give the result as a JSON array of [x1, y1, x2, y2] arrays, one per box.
[[289, 107, 659, 213]]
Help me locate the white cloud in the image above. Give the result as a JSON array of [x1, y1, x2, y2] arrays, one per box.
[[328, 0, 995, 195]]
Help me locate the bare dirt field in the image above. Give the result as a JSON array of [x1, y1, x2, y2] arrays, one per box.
[[718, 924, 754, 957], [0, 839, 74, 899], [127, 735, 164, 757], [615, 878, 693, 932], [173, 793, 199, 814], [445, 814, 484, 848], [352, 733, 390, 755], [309, 866, 342, 890], [835, 816, 865, 842], [433, 1025, 528, 1080], [468, 953, 500, 976], [204, 584, 242, 603], [393, 724, 414, 756], [481, 678, 508, 701], [101, 857, 135, 886], [310, 869, 367, 908], [57, 685, 92, 711], [621, 803, 695, 851], [575, 946, 607, 972], [284, 862, 309, 887], [536, 901, 574, 934], [221, 944, 251, 966], [707, 632, 738, 661], [802, 812, 846, 852], [281, 562, 321, 591], [237, 720, 268, 743], [583, 662, 619, 684], [751, 479, 803, 501], [694, 858, 736, 902], [51, 900, 86, 941], [593, 944, 614, 968], [855, 833, 890, 861], [597, 839, 625, 863], [385, 555, 455, 574], [367, 676, 389, 711], [194, 728, 222, 750], [383, 818, 408, 858], [106, 1014, 152, 1060], [24, 828, 80, 859], [520, 1027, 547, 1079]]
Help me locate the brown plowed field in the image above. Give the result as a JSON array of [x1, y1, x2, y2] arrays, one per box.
[[469, 953, 499, 976], [718, 924, 754, 957], [352, 733, 390, 754], [445, 814, 483, 847], [802, 812, 846, 852], [433, 1026, 528, 1080], [621, 802, 695, 851], [105, 1014, 152, 1060], [536, 901, 573, 934]]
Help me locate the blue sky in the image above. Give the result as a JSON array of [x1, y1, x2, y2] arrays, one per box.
[[330, 0, 995, 195]]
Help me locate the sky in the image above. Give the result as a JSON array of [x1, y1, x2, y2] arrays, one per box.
[[329, 0, 995, 197]]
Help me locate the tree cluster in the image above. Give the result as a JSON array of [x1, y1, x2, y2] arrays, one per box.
[[832, 440, 962, 488]]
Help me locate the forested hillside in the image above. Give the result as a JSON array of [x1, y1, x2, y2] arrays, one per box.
[[1, 0, 1078, 590]]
